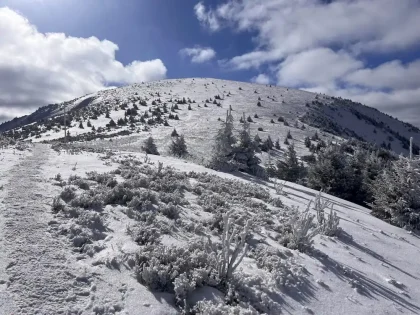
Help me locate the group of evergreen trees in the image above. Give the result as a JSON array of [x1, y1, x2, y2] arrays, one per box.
[[209, 110, 265, 177], [141, 128, 188, 158]]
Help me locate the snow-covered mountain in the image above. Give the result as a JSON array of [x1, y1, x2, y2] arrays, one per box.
[[1, 78, 419, 159], [1, 79, 420, 314]]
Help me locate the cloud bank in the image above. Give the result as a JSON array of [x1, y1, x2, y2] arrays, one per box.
[[195, 0, 420, 125], [0, 7, 167, 122]]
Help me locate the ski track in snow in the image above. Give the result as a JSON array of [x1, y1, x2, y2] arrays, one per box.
[[0, 144, 89, 314]]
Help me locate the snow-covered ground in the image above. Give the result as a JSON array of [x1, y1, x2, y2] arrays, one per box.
[[3, 78, 419, 162], [0, 143, 419, 314]]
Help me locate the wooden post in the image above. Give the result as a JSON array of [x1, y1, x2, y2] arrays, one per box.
[[410, 137, 413, 160]]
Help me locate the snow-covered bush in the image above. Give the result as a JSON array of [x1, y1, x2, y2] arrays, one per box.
[[227, 272, 282, 314], [269, 197, 283, 208], [86, 171, 117, 187], [193, 300, 257, 315], [52, 196, 65, 213], [60, 186, 76, 202], [371, 157, 420, 230], [69, 177, 90, 190], [321, 206, 341, 236], [313, 191, 340, 237], [127, 222, 161, 245], [70, 191, 104, 209], [198, 192, 228, 213], [206, 210, 250, 285], [254, 245, 305, 288], [280, 203, 319, 252], [135, 240, 217, 293], [159, 202, 180, 219]]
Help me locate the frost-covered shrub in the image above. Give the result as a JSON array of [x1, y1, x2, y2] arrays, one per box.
[[158, 190, 188, 206], [321, 207, 341, 236], [60, 186, 76, 202], [206, 211, 250, 285], [70, 191, 103, 209], [135, 240, 217, 293], [103, 183, 135, 205], [127, 222, 161, 245], [69, 178, 90, 190], [52, 197, 65, 213], [198, 192, 228, 212], [159, 202, 180, 219], [86, 171, 117, 188], [254, 245, 305, 288], [279, 204, 319, 252], [77, 211, 106, 233], [313, 191, 341, 236], [269, 197, 283, 208], [228, 272, 282, 314], [193, 301, 257, 315]]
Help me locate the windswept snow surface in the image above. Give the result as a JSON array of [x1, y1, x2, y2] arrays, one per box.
[[0, 144, 420, 314]]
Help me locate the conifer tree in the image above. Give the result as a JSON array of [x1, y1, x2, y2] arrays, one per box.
[[209, 110, 236, 170], [232, 113, 261, 175], [142, 136, 159, 155], [170, 135, 188, 157], [277, 144, 304, 183]]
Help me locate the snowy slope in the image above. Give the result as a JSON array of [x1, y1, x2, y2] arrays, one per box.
[[1, 78, 419, 160], [1, 142, 419, 314]]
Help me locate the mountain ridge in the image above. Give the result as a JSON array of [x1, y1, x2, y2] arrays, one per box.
[[1, 78, 419, 157]]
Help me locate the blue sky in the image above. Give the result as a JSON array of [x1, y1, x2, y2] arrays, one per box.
[[0, 0, 420, 125], [0, 0, 257, 81]]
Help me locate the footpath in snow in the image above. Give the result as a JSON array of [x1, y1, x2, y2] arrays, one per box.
[[0, 144, 90, 314]]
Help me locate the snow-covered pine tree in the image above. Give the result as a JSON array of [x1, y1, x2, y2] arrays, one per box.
[[370, 156, 420, 230], [209, 110, 236, 170], [232, 113, 263, 177], [277, 143, 305, 183], [142, 136, 160, 155], [169, 135, 188, 157]]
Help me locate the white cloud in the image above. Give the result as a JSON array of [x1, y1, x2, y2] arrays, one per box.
[[345, 60, 420, 90], [0, 7, 167, 122], [251, 74, 270, 85], [194, 2, 221, 31], [196, 0, 420, 70], [194, 0, 420, 125], [179, 46, 216, 63], [277, 48, 363, 87]]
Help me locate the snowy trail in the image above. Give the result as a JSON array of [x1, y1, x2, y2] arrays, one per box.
[[0, 144, 89, 314]]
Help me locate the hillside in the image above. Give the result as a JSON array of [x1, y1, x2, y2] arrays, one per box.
[[1, 78, 419, 161], [0, 142, 419, 314]]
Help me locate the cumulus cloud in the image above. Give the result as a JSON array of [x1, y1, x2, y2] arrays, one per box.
[[345, 60, 420, 90], [194, 2, 220, 31], [194, 0, 420, 125], [277, 48, 363, 87], [0, 7, 167, 122], [179, 46, 216, 63], [251, 74, 270, 85]]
